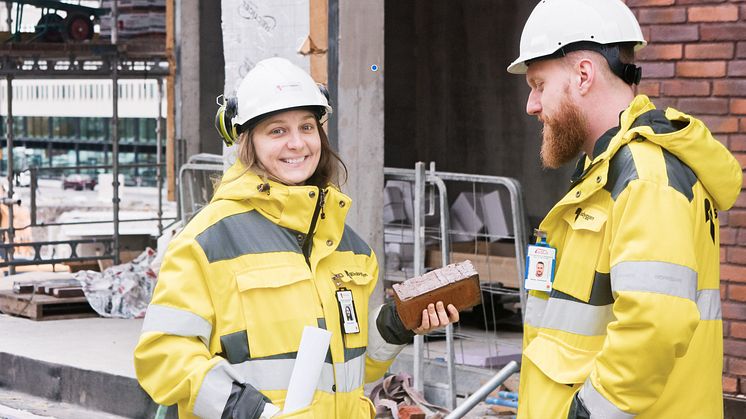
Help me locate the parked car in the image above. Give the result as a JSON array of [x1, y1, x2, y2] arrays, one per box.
[[62, 174, 97, 190]]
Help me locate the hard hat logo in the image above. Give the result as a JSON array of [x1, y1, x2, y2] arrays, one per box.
[[508, 0, 646, 84], [275, 83, 302, 92]]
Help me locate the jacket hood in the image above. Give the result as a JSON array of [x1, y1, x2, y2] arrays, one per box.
[[603, 95, 743, 210]]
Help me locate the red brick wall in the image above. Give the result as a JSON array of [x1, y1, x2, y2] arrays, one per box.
[[627, 0, 746, 396]]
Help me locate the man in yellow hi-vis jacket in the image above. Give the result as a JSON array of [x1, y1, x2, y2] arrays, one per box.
[[507, 0, 743, 418]]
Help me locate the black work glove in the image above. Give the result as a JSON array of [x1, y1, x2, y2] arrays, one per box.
[[222, 382, 271, 419], [567, 390, 591, 419]]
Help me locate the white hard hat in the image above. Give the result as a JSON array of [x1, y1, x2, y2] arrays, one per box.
[[233, 57, 332, 128], [507, 0, 646, 75]]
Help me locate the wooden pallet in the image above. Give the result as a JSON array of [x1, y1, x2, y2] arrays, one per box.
[[0, 290, 97, 321]]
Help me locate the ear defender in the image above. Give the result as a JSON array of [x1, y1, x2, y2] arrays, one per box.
[[215, 95, 239, 146]]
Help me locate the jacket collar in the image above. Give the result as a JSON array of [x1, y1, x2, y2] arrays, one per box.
[[211, 161, 352, 234]]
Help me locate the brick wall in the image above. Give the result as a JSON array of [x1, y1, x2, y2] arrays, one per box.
[[627, 0, 746, 397]]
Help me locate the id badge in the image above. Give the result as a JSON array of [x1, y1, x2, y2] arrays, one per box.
[[336, 288, 360, 334], [525, 243, 556, 292]]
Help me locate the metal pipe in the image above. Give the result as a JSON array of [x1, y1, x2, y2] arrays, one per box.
[[443, 361, 520, 419], [413, 161, 426, 393], [111, 54, 120, 264], [5, 75, 14, 275], [429, 170, 457, 410], [156, 78, 163, 236]]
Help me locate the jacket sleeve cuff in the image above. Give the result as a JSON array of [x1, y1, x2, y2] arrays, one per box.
[[366, 304, 413, 362], [376, 302, 416, 345], [222, 382, 270, 419], [577, 378, 635, 419]]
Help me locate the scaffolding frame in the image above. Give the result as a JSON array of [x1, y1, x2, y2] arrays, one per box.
[[1, 27, 170, 274]]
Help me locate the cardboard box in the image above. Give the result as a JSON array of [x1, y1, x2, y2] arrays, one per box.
[[426, 248, 519, 289]]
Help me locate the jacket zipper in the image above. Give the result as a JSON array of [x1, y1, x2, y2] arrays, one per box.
[[302, 187, 325, 268]]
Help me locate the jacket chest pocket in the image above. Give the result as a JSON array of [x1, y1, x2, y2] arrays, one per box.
[[235, 264, 319, 357], [553, 205, 608, 301]]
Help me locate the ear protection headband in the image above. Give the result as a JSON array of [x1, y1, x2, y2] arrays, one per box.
[[215, 94, 239, 147]]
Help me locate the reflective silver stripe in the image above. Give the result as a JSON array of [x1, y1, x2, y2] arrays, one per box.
[[367, 305, 406, 362], [232, 359, 336, 394], [194, 360, 244, 419], [524, 295, 547, 328], [541, 298, 614, 336], [611, 261, 697, 301], [141, 304, 212, 346], [697, 289, 722, 321], [335, 350, 366, 392], [579, 377, 635, 419]]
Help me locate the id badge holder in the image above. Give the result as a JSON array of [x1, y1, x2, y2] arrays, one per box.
[[336, 288, 360, 334], [524, 229, 557, 292]]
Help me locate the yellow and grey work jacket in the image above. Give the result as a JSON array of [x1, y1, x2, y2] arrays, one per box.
[[134, 163, 413, 418], [518, 95, 743, 419]]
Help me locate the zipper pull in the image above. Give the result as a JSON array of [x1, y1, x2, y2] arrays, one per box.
[[319, 188, 326, 220]]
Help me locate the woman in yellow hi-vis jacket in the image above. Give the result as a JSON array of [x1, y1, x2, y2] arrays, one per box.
[[134, 58, 459, 419], [507, 1, 743, 418]]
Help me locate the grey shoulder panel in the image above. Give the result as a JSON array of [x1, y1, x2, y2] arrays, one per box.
[[336, 224, 372, 256], [196, 210, 302, 263], [604, 145, 639, 200], [662, 150, 697, 202], [550, 271, 614, 306]]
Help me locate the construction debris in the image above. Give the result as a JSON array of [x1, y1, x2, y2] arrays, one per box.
[[75, 248, 157, 319]]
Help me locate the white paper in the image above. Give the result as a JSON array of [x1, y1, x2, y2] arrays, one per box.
[[282, 326, 332, 414]]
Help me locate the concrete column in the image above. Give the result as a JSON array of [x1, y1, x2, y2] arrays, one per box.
[[177, 1, 225, 159], [334, 0, 384, 304]]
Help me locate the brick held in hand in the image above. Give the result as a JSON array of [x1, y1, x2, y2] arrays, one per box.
[[392, 260, 481, 330]]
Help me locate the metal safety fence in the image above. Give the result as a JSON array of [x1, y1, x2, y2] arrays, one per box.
[[383, 162, 529, 410]]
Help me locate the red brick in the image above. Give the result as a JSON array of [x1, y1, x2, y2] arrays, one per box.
[[735, 191, 746, 208], [649, 25, 700, 42], [677, 98, 728, 115], [723, 282, 730, 300], [626, 0, 674, 6], [730, 285, 746, 302], [731, 100, 746, 115], [723, 246, 729, 263], [684, 42, 734, 60], [699, 116, 739, 133], [724, 301, 746, 319], [722, 264, 746, 282], [639, 7, 687, 24], [741, 118, 746, 133], [729, 322, 746, 339], [661, 80, 710, 96], [701, 23, 746, 41], [728, 61, 746, 77], [676, 0, 727, 4], [638, 44, 683, 61], [637, 80, 660, 97], [641, 61, 675, 78], [735, 226, 746, 245], [676, 60, 726, 77], [722, 227, 739, 245], [714, 80, 746, 96], [724, 376, 739, 394], [729, 247, 746, 265], [688, 5, 739, 22], [736, 153, 746, 170], [725, 339, 746, 356]]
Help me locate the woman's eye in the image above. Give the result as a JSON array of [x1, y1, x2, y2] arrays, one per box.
[[270, 127, 285, 135], [302, 124, 315, 131]]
